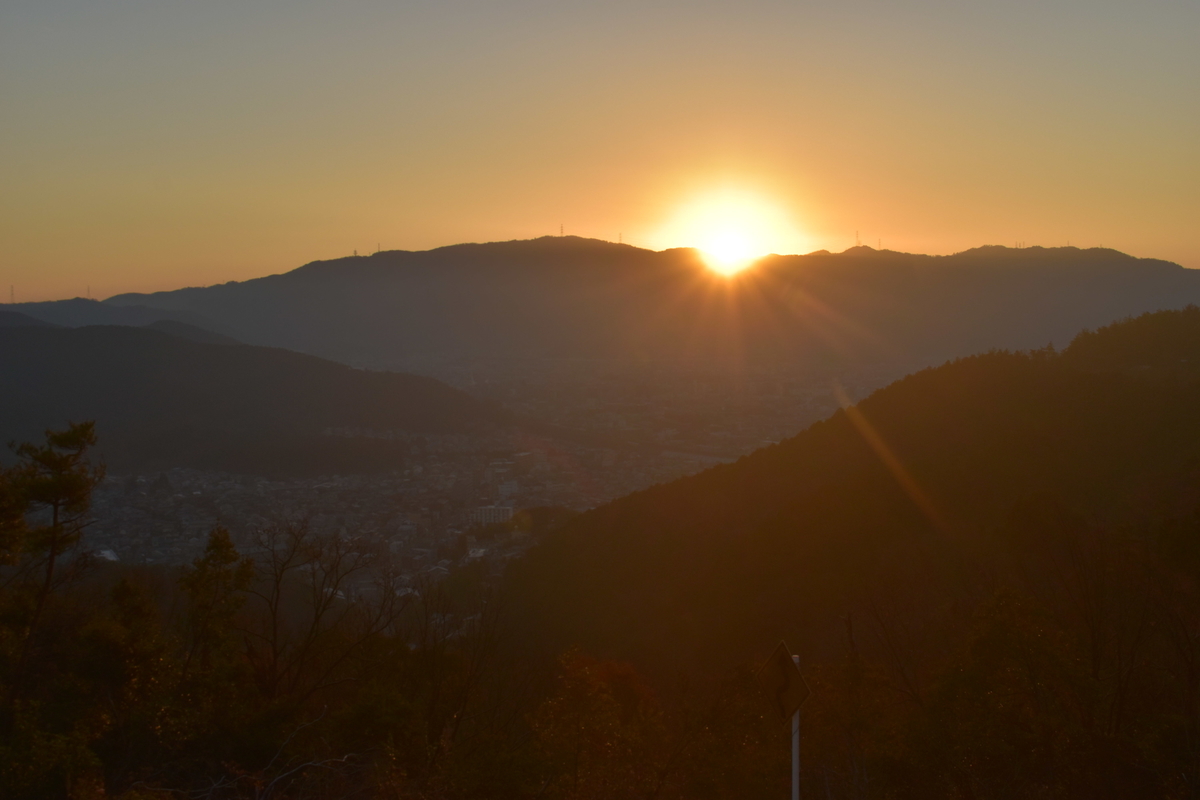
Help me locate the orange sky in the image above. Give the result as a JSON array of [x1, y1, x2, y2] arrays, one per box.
[[2, 0, 1196, 301]]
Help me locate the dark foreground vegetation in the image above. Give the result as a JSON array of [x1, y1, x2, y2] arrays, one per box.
[[7, 308, 1200, 798]]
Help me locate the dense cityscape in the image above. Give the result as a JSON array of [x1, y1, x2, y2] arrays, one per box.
[[81, 360, 904, 569]]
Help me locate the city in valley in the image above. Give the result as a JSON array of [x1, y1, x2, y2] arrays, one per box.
[[85, 360, 900, 572]]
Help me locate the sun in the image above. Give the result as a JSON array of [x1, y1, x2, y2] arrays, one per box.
[[698, 227, 759, 276], [654, 188, 804, 276]]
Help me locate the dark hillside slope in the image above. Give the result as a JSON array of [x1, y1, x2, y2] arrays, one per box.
[[13, 297, 212, 329], [0, 326, 502, 474], [103, 238, 1200, 370], [0, 309, 58, 328], [142, 319, 241, 345], [504, 307, 1200, 677]]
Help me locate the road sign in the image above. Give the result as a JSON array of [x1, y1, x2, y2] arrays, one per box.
[[756, 641, 810, 722]]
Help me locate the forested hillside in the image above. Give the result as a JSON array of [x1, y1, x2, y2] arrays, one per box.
[[508, 308, 1200, 663], [499, 306, 1200, 796], [0, 325, 503, 474]]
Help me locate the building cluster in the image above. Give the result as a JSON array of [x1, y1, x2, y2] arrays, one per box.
[[429, 357, 914, 457], [82, 431, 727, 574], [83, 359, 909, 578]]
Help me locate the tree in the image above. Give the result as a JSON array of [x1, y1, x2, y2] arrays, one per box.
[[0, 464, 28, 565], [242, 521, 408, 706], [2, 422, 105, 719], [0, 422, 106, 799], [180, 526, 255, 681], [531, 649, 668, 800]]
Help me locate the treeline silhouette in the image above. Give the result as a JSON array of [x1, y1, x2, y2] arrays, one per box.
[[7, 309, 1200, 797]]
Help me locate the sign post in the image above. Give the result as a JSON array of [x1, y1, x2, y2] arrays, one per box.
[[791, 658, 800, 800], [756, 642, 811, 800]]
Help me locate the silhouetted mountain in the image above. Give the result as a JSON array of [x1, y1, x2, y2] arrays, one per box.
[[0, 309, 59, 328], [0, 325, 503, 474], [142, 319, 240, 345], [502, 306, 1200, 679], [13, 297, 212, 329], [103, 238, 1200, 371]]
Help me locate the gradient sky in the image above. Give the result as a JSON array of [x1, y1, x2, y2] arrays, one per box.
[[2, 0, 1196, 300]]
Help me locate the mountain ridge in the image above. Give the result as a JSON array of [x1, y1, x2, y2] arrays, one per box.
[[10, 297, 215, 330], [85, 238, 1199, 374]]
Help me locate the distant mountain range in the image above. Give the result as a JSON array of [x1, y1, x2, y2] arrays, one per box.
[[141, 319, 241, 345], [44, 238, 1194, 373], [503, 306, 1200, 678], [0, 308, 241, 344], [0, 309, 58, 328], [10, 297, 210, 329], [0, 325, 503, 474]]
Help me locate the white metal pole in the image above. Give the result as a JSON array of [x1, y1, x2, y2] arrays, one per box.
[[792, 654, 801, 800], [791, 709, 800, 800]]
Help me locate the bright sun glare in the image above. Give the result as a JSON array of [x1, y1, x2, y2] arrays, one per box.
[[656, 190, 803, 276], [700, 228, 759, 276]]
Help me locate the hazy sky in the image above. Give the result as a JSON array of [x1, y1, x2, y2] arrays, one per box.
[[2, 0, 1196, 300]]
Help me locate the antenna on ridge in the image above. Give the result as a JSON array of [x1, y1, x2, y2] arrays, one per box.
[[560, 223, 564, 237], [9, 286, 13, 305], [855, 230, 860, 247]]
